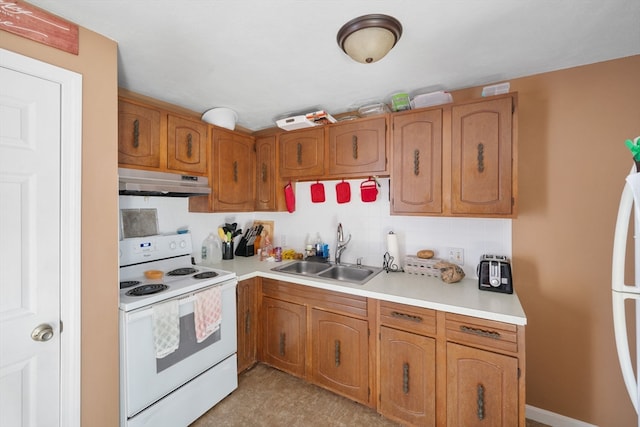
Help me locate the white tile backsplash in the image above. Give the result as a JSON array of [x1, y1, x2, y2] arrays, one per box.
[[119, 178, 511, 277]]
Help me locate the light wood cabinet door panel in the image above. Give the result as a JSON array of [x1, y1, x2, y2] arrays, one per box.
[[380, 326, 436, 427], [261, 296, 306, 377], [328, 117, 387, 176], [118, 100, 161, 168], [167, 114, 207, 175], [446, 342, 518, 427], [391, 109, 443, 214], [451, 97, 513, 215], [311, 309, 369, 404], [279, 127, 324, 178]]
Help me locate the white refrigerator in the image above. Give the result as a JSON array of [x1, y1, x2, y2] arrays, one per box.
[[612, 136, 640, 427]]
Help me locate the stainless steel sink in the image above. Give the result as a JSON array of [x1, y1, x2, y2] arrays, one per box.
[[274, 260, 332, 275], [271, 261, 382, 285]]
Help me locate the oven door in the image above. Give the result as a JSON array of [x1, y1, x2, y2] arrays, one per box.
[[120, 280, 237, 418]]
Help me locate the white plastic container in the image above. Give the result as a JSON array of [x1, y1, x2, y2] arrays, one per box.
[[481, 82, 510, 97], [201, 233, 221, 265], [410, 91, 453, 109]]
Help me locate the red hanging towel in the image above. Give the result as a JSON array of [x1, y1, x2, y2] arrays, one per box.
[[284, 181, 295, 213], [336, 180, 351, 204], [310, 181, 325, 203]]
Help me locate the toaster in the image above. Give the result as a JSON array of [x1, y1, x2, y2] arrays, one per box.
[[477, 255, 513, 294]]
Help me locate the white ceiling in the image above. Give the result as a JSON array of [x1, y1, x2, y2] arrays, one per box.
[[27, 0, 640, 131]]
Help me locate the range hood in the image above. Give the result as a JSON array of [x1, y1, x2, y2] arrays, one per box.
[[118, 168, 211, 197]]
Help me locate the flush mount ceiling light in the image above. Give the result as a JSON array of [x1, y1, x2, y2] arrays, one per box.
[[337, 14, 403, 64]]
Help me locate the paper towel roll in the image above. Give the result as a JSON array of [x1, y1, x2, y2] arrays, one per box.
[[387, 232, 400, 268]]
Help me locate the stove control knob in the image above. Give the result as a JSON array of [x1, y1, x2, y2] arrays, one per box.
[[31, 323, 54, 342], [169, 241, 177, 250], [179, 240, 187, 249]]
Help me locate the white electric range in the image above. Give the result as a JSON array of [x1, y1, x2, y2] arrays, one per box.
[[119, 233, 238, 427]]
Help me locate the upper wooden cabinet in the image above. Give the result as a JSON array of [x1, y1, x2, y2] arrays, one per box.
[[118, 99, 162, 169], [255, 135, 279, 211], [391, 109, 443, 215], [189, 127, 255, 212], [118, 96, 209, 176], [451, 96, 514, 215], [390, 93, 517, 218], [166, 114, 208, 175], [327, 116, 387, 177], [279, 127, 325, 178]]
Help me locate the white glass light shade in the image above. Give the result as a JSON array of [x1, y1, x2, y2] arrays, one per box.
[[343, 27, 397, 64]]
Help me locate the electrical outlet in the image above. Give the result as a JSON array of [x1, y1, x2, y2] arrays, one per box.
[[447, 248, 464, 265]]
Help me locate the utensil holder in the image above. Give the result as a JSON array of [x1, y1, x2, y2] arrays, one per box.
[[222, 241, 234, 260]]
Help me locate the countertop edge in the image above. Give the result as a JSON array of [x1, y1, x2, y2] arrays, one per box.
[[228, 259, 527, 326]]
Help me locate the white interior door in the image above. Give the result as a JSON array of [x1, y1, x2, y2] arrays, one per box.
[[0, 50, 81, 427]]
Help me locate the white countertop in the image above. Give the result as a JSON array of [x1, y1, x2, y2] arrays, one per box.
[[213, 257, 526, 326]]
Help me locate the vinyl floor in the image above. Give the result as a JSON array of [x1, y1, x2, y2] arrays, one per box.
[[191, 363, 551, 427]]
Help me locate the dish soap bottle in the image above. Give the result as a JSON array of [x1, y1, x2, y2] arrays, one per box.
[[201, 233, 221, 266]]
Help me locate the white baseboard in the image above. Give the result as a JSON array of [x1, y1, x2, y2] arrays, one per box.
[[526, 405, 599, 427]]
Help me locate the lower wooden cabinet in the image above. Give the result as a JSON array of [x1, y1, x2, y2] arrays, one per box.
[[311, 309, 369, 404], [253, 279, 525, 426], [446, 342, 519, 427], [379, 326, 436, 427], [236, 278, 258, 373], [261, 296, 306, 377]]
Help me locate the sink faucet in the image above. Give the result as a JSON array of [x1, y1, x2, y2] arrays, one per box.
[[335, 223, 351, 265]]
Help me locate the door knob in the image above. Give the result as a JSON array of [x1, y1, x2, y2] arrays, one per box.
[[31, 324, 54, 342]]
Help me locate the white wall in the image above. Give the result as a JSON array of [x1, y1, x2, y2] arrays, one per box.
[[119, 177, 511, 277]]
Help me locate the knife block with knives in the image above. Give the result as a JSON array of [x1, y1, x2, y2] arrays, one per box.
[[234, 224, 263, 257]]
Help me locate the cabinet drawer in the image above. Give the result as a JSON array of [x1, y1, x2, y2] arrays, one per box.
[[445, 313, 518, 353], [262, 279, 368, 318], [379, 301, 436, 336]]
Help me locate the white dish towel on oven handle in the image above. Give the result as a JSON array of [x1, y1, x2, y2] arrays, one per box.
[[152, 299, 180, 358], [194, 286, 222, 343]]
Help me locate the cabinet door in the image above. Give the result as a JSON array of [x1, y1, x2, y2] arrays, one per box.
[[167, 114, 208, 175], [451, 97, 513, 215], [118, 99, 161, 168], [391, 109, 443, 214], [212, 128, 255, 212], [279, 127, 324, 178], [236, 278, 258, 373], [255, 135, 278, 211], [327, 116, 387, 176], [379, 326, 436, 427], [261, 296, 306, 377], [311, 309, 369, 405], [446, 342, 518, 427]]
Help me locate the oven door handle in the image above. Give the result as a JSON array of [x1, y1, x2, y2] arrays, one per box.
[[127, 295, 196, 322]]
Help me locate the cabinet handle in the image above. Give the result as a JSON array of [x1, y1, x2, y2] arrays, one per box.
[[132, 119, 140, 148], [477, 143, 485, 173], [261, 163, 267, 183], [352, 135, 358, 159], [186, 133, 193, 158], [413, 149, 420, 176], [402, 362, 410, 394], [279, 332, 286, 356], [297, 142, 302, 165], [245, 310, 250, 334], [460, 325, 501, 340], [477, 383, 485, 420], [233, 161, 238, 182], [391, 311, 423, 323], [334, 340, 341, 367]]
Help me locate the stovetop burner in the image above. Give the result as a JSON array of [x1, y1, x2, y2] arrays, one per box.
[[193, 271, 218, 280], [120, 280, 141, 289], [167, 267, 198, 276], [126, 284, 168, 296]]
